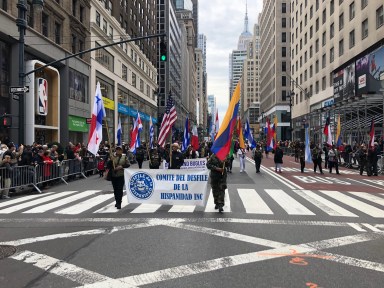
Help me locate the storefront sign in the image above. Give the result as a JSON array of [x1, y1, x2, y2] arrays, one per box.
[[333, 63, 355, 103], [36, 78, 48, 116], [162, 158, 207, 170], [68, 115, 89, 132], [322, 98, 334, 108], [103, 97, 115, 110], [118, 103, 157, 123]]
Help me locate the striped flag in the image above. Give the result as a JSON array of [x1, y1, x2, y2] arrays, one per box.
[[369, 119, 375, 148], [158, 94, 177, 147], [182, 117, 190, 151], [116, 117, 122, 146], [305, 123, 312, 163], [149, 116, 154, 149], [323, 116, 332, 146], [129, 112, 143, 153]]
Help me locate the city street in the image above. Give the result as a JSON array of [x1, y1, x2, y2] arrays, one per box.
[[1, 155, 384, 288]]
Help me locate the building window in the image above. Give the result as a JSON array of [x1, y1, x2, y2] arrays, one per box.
[[339, 39, 344, 56], [310, 26, 313, 38], [95, 42, 114, 72], [103, 19, 107, 34], [330, 47, 334, 63], [96, 11, 100, 26], [27, 2, 34, 28], [322, 76, 326, 90], [79, 39, 84, 58], [316, 81, 319, 93], [282, 2, 286, 13], [69, 69, 88, 103], [80, 6, 84, 23], [131, 72, 136, 88], [282, 32, 286, 42], [310, 65, 313, 77], [282, 61, 286, 72], [316, 60, 319, 73], [54, 22, 61, 44], [349, 29, 355, 48], [42, 13, 49, 37], [109, 25, 113, 40], [349, 2, 355, 20], [339, 13, 344, 31], [316, 39, 319, 52], [361, 0, 367, 9], [140, 79, 144, 92], [322, 53, 326, 68], [310, 45, 313, 58], [122, 64, 127, 81], [322, 31, 326, 46], [310, 5, 313, 18], [316, 17, 319, 31], [282, 18, 286, 28], [72, 0, 77, 16], [330, 0, 334, 15], [72, 34, 77, 54], [361, 19, 368, 39], [322, 8, 326, 24], [330, 23, 334, 39], [282, 47, 287, 57], [282, 76, 286, 86], [377, 6, 384, 29]]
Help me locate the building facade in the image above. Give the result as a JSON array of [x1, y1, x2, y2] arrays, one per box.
[[259, 0, 291, 140], [290, 0, 384, 144], [90, 0, 158, 145], [0, 0, 91, 145]]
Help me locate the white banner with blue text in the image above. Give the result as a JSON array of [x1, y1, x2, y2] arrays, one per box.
[[162, 158, 207, 170], [124, 169, 209, 206]]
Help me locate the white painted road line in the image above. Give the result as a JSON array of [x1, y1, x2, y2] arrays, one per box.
[[293, 190, 358, 217], [319, 190, 384, 218], [168, 205, 196, 213], [94, 196, 128, 213], [0, 192, 54, 208], [204, 189, 231, 212], [349, 192, 384, 207], [237, 189, 273, 214], [265, 189, 315, 215], [0, 192, 76, 214], [10, 250, 118, 286], [347, 223, 367, 232], [362, 223, 382, 232], [23, 190, 99, 213], [56, 194, 114, 215], [167, 223, 287, 248], [130, 204, 162, 213]]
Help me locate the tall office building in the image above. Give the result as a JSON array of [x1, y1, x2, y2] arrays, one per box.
[[207, 95, 216, 121], [229, 3, 253, 100], [290, 1, 384, 143], [197, 34, 207, 128], [241, 24, 261, 140], [198, 34, 207, 73], [259, 0, 291, 140]]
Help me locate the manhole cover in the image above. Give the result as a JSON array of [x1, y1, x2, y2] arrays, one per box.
[[0, 245, 17, 259]]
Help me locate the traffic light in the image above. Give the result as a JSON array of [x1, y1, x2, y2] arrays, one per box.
[[160, 41, 167, 61], [1, 114, 12, 128]]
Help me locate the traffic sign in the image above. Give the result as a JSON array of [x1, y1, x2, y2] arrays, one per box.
[[9, 86, 29, 93]]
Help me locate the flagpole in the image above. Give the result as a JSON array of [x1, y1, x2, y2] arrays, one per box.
[[104, 118, 115, 170], [169, 128, 173, 168]]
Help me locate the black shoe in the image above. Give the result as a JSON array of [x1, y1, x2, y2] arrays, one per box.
[[214, 204, 219, 210], [116, 204, 121, 209], [218, 205, 224, 213], [115, 204, 117, 207]]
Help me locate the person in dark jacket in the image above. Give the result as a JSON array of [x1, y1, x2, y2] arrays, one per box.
[[166, 143, 184, 169], [252, 145, 263, 173], [0, 155, 13, 199], [206, 153, 228, 212], [149, 147, 162, 169], [274, 144, 284, 173], [135, 144, 146, 169], [311, 144, 324, 174]]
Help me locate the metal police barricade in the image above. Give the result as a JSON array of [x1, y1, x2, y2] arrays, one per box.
[[34, 161, 67, 190], [0, 165, 41, 195], [82, 155, 98, 176], [60, 158, 86, 183]]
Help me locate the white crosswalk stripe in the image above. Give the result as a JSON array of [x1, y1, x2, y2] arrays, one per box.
[[293, 190, 358, 217], [0, 192, 76, 214], [2, 188, 384, 218], [265, 189, 315, 215], [237, 189, 273, 214], [318, 190, 384, 218], [23, 191, 100, 213], [55, 194, 114, 215]]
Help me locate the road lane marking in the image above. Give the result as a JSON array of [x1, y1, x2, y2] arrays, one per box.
[[347, 223, 367, 232], [0, 192, 54, 208], [56, 194, 114, 214], [348, 192, 384, 207], [293, 190, 358, 217], [130, 204, 162, 213], [166, 223, 287, 248], [318, 190, 384, 218], [0, 192, 77, 214], [237, 189, 273, 214], [168, 205, 196, 213], [94, 197, 128, 213], [346, 178, 384, 191], [204, 189, 231, 212], [23, 190, 100, 213], [10, 250, 118, 286], [265, 189, 315, 215], [362, 223, 382, 232], [79, 233, 384, 288], [246, 157, 303, 189]]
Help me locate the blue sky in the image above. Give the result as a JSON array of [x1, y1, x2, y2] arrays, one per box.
[[199, 0, 263, 123]]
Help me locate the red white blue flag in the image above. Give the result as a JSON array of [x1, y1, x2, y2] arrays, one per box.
[[87, 82, 106, 156], [130, 112, 143, 153]]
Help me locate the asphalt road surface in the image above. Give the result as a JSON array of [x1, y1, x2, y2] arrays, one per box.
[[1, 155, 383, 288]]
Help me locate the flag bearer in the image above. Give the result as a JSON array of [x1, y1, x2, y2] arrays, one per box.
[[206, 153, 228, 213], [252, 145, 263, 173]]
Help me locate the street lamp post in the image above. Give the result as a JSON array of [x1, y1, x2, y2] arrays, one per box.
[[286, 92, 295, 141], [17, 0, 44, 145]]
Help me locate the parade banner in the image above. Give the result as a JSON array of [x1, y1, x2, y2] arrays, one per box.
[[162, 158, 207, 170], [124, 169, 209, 206]]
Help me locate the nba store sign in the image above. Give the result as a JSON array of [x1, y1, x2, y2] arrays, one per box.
[[36, 78, 48, 116]]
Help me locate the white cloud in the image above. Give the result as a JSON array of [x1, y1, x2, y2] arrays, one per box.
[[200, 0, 263, 123]]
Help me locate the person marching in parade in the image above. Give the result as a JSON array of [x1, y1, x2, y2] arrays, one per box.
[[166, 143, 184, 169], [252, 145, 263, 173], [149, 147, 162, 169], [206, 153, 228, 213]]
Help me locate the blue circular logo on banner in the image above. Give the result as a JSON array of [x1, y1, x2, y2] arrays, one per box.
[[129, 172, 154, 199]]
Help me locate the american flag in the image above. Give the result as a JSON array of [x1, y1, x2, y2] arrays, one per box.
[[158, 94, 177, 147]]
